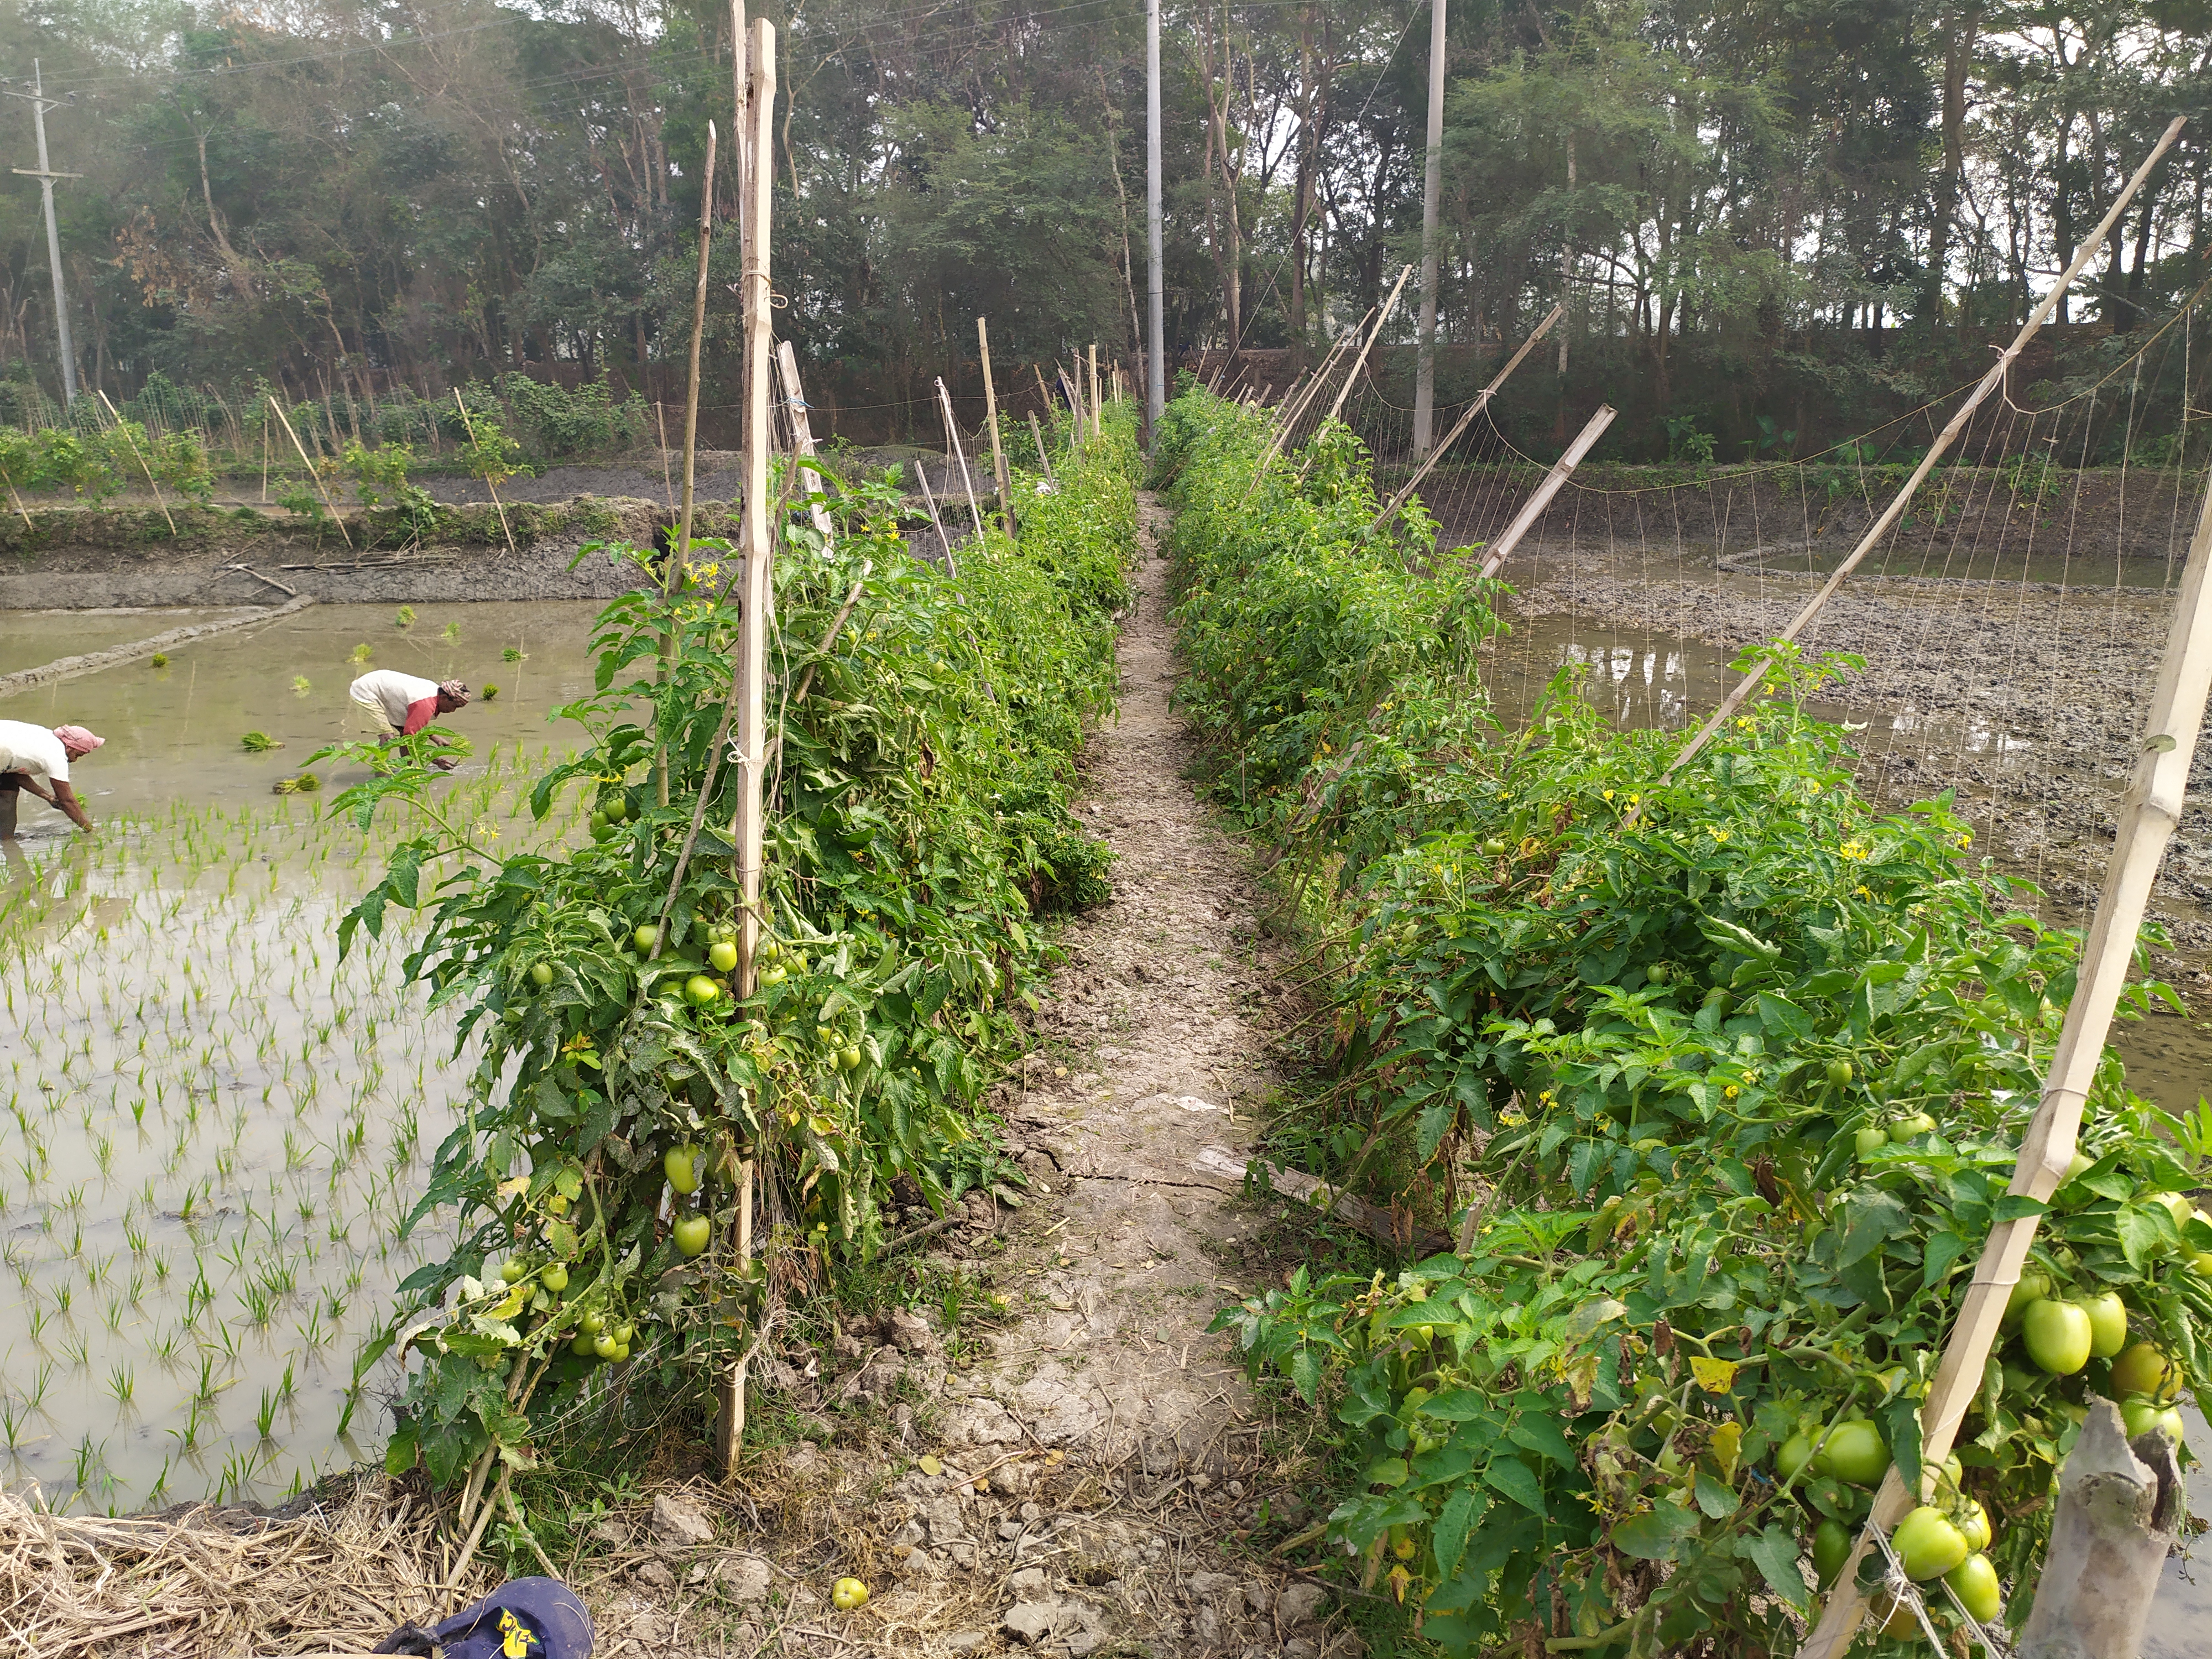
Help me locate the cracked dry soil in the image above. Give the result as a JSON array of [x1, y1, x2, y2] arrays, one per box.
[[578, 495, 1361, 1659]]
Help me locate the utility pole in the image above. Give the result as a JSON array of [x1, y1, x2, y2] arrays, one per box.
[[3, 61, 81, 404], [1145, 0, 1166, 436], [1412, 2, 1446, 458]]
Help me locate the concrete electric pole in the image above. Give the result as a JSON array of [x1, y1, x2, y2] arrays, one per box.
[[2, 61, 80, 404], [1412, 1, 1447, 458], [1145, 0, 1166, 437]]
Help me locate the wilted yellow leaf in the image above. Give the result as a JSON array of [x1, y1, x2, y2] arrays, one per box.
[[1689, 1356, 1740, 1394], [917, 1455, 942, 1477]]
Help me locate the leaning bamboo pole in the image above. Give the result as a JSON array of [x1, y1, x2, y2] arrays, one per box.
[[1027, 410, 1056, 486], [1648, 115, 2188, 806], [267, 396, 354, 551], [659, 119, 718, 811], [1795, 411, 2212, 1658], [1472, 405, 1616, 579], [97, 392, 175, 534], [1238, 315, 1372, 512], [773, 340, 833, 540], [1368, 303, 1564, 535], [936, 378, 987, 541], [978, 318, 1013, 535], [1321, 264, 1414, 427], [716, 17, 777, 1483]]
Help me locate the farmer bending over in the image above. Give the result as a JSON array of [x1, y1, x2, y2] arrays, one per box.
[[347, 671, 471, 771], [0, 721, 103, 837]]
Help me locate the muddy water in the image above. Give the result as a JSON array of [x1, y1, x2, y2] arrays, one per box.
[[0, 607, 247, 675], [2, 600, 603, 827]]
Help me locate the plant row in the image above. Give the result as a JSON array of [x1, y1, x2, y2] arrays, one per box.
[[1153, 383, 2210, 1656], [328, 409, 1136, 1494]]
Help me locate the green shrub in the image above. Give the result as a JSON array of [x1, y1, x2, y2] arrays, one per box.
[[1158, 385, 2206, 1657], [324, 408, 1139, 1491]]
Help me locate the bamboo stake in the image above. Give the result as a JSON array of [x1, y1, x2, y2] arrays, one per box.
[[1087, 343, 1102, 440], [260, 415, 269, 503], [1277, 268, 1418, 500], [1236, 314, 1371, 513], [915, 458, 954, 576], [1653, 114, 2189, 806], [935, 377, 987, 541], [449, 392, 514, 557], [657, 119, 718, 812], [1032, 362, 1055, 421], [716, 17, 776, 1484], [1797, 448, 2212, 1656], [0, 463, 30, 528], [267, 396, 354, 551], [1322, 263, 1413, 427], [1369, 303, 1564, 535], [676, 123, 718, 567], [1472, 405, 1616, 579], [977, 318, 1013, 535], [654, 401, 675, 513], [1027, 410, 1056, 485], [774, 340, 833, 540]]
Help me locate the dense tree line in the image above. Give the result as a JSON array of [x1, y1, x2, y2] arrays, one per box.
[[0, 1, 2206, 453]]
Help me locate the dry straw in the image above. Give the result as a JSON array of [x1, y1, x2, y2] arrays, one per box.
[[0, 1477, 489, 1657]]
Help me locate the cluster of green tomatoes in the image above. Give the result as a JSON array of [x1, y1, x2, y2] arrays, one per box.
[[482, 1251, 640, 1363]]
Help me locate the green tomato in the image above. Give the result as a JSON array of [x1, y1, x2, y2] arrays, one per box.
[[1892, 1506, 1969, 1582], [498, 1257, 529, 1285], [2059, 1150, 2094, 1187], [1777, 1431, 1818, 1481], [684, 974, 722, 1008], [579, 1310, 605, 1337], [2122, 1396, 2166, 1439], [530, 962, 554, 988], [1889, 1112, 1937, 1140], [2110, 1341, 2177, 1400], [1957, 1498, 1990, 1553], [759, 964, 789, 987], [633, 924, 660, 953], [1481, 838, 1507, 857], [609, 1340, 630, 1361], [1944, 1552, 2001, 1623], [831, 1577, 870, 1611], [709, 940, 740, 973], [2001, 1270, 2051, 1332], [665, 1146, 700, 1195], [593, 1331, 620, 1359], [1855, 1126, 1888, 1159], [2081, 1291, 2128, 1358], [673, 1214, 712, 1258], [840, 1044, 863, 1071], [542, 1263, 569, 1293], [1822, 1421, 1891, 1488], [2156, 1406, 2188, 1446], [571, 1332, 597, 1357], [1826, 1058, 1855, 1087], [1811, 1518, 1853, 1588], [2022, 1298, 2093, 1375]]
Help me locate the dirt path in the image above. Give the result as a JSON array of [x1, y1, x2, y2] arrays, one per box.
[[589, 494, 1354, 1658]]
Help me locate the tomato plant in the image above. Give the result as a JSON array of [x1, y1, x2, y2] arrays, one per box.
[[1159, 383, 2209, 1655], [320, 418, 1138, 1488]]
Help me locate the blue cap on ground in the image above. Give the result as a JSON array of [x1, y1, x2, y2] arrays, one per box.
[[428, 1577, 593, 1659]]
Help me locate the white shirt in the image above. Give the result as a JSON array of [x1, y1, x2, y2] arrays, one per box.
[[349, 670, 441, 728], [0, 720, 69, 783]]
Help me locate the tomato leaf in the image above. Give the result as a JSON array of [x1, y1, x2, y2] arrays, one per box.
[[1611, 1498, 1700, 1559], [1736, 1524, 1812, 1609]]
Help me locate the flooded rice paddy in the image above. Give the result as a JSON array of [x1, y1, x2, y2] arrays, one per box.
[[2, 602, 601, 1513]]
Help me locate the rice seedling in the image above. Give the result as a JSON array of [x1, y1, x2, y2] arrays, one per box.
[[393, 605, 415, 629], [291, 675, 311, 695]]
